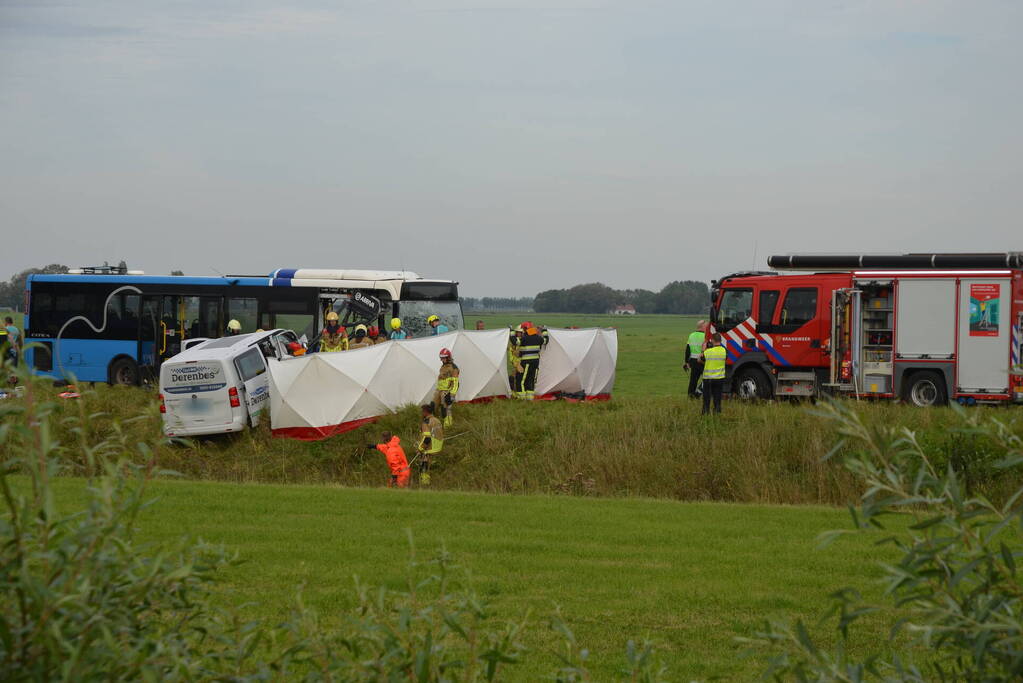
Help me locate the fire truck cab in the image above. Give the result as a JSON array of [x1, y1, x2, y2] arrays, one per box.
[[709, 253, 1023, 406]]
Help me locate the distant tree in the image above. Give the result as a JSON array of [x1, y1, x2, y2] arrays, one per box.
[[117, 260, 128, 272], [0, 264, 70, 310], [620, 288, 658, 314], [565, 283, 617, 314], [654, 280, 709, 315], [460, 297, 533, 312], [532, 280, 709, 314], [170, 270, 184, 276], [533, 289, 566, 313]]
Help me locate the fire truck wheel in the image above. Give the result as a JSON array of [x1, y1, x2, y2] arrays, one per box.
[[902, 371, 947, 407], [733, 366, 773, 401]]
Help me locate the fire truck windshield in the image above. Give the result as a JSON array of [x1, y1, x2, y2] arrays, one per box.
[[718, 288, 752, 331]]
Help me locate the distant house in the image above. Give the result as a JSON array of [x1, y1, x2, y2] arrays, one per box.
[[610, 305, 636, 315]]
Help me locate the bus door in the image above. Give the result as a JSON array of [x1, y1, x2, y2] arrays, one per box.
[[140, 295, 173, 377], [141, 295, 225, 376], [180, 295, 222, 341]]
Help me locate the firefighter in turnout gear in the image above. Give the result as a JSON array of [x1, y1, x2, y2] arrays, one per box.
[[320, 311, 348, 352], [434, 348, 460, 427], [508, 326, 523, 390], [349, 324, 374, 349], [517, 322, 543, 399], [417, 404, 444, 486]]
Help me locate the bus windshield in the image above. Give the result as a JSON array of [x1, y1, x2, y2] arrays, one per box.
[[397, 301, 463, 337]]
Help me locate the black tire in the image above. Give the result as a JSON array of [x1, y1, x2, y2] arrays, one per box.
[[902, 370, 947, 407], [109, 357, 139, 386], [733, 366, 773, 401]]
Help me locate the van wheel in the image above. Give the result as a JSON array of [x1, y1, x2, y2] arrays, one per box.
[[902, 371, 947, 407], [733, 367, 773, 400], [109, 358, 139, 386]]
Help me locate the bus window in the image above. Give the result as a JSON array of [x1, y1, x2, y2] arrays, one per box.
[[182, 296, 201, 339], [778, 288, 818, 331], [227, 297, 258, 334], [758, 290, 780, 326], [397, 300, 462, 337], [717, 288, 752, 332], [105, 293, 140, 340], [274, 314, 316, 341], [200, 297, 220, 338]]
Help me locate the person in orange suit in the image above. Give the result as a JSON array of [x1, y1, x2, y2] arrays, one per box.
[[369, 431, 410, 488]]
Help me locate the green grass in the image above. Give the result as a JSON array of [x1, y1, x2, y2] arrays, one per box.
[[44, 475, 896, 680], [467, 313, 701, 398]]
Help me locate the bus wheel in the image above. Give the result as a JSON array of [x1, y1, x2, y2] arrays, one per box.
[[903, 371, 947, 407], [733, 367, 772, 401], [109, 358, 139, 386]]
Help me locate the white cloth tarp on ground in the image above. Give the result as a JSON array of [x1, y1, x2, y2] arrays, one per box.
[[269, 330, 511, 440], [535, 328, 617, 398]]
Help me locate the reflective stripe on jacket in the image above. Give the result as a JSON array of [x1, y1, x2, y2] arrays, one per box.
[[518, 333, 543, 360], [703, 345, 727, 380]]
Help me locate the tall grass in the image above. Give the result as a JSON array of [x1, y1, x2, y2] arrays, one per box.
[[24, 381, 1023, 506]]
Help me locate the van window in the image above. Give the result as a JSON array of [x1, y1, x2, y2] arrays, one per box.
[[758, 290, 780, 325], [779, 288, 818, 329], [717, 288, 752, 331], [235, 348, 266, 382]]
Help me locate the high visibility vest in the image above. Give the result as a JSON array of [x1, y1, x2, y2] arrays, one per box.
[[703, 345, 727, 380], [686, 331, 705, 355]]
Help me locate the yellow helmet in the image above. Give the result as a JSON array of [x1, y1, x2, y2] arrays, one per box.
[[325, 311, 340, 322], [354, 324, 368, 334], [427, 314, 440, 324], [227, 319, 241, 331], [390, 318, 402, 330]]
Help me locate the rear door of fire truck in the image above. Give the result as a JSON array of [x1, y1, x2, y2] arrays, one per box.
[[956, 276, 1012, 397]]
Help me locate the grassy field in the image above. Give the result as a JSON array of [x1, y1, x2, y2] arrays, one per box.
[[43, 475, 896, 680], [467, 312, 701, 398], [35, 379, 1023, 505]]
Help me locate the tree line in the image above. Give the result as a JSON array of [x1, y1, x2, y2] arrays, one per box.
[[0, 264, 69, 310], [460, 296, 534, 312], [533, 280, 709, 314], [0, 262, 186, 311]]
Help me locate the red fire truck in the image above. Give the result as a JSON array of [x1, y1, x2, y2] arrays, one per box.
[[708, 253, 1023, 406]]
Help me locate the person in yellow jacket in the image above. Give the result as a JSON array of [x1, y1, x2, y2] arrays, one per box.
[[349, 324, 374, 349], [701, 332, 728, 415], [416, 404, 444, 485], [319, 311, 348, 352], [434, 348, 460, 426], [507, 326, 523, 390]]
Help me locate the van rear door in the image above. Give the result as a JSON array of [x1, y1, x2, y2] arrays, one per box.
[[233, 347, 270, 426], [161, 360, 234, 430]]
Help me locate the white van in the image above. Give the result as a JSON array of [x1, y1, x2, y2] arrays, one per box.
[[159, 329, 302, 437]]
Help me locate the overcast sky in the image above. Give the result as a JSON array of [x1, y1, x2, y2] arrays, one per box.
[[1, 1, 1020, 296]]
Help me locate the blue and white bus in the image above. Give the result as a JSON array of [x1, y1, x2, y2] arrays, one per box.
[[24, 268, 463, 385]]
